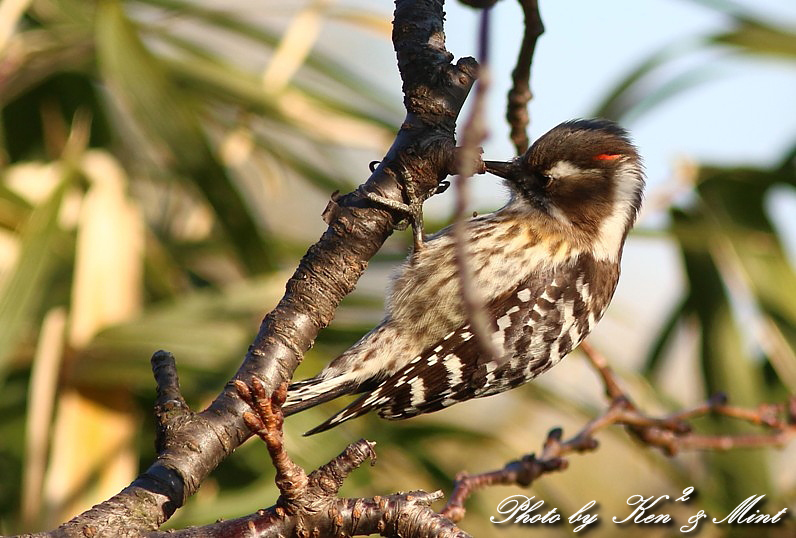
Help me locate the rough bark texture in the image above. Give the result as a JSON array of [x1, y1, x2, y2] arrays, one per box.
[[45, 1, 477, 536]]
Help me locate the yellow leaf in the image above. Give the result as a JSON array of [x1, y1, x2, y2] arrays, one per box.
[[69, 151, 144, 347]]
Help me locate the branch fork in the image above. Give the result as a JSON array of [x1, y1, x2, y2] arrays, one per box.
[[225, 377, 467, 538]]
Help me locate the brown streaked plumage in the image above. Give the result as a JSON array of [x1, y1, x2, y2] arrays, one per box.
[[283, 119, 645, 435]]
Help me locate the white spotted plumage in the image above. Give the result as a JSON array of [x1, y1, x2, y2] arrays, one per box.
[[282, 119, 644, 435]]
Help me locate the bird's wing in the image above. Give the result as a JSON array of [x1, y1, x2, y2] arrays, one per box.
[[303, 253, 617, 435], [303, 269, 587, 435]]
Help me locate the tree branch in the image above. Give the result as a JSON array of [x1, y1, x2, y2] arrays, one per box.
[[440, 341, 796, 522], [52, 1, 478, 535], [145, 378, 468, 538], [506, 0, 543, 154]]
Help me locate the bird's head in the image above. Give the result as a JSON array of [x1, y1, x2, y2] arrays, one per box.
[[485, 119, 645, 259]]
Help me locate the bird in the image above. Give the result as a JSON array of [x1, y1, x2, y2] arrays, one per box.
[[282, 119, 645, 435]]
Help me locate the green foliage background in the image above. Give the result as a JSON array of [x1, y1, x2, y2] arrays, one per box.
[[0, 0, 794, 536]]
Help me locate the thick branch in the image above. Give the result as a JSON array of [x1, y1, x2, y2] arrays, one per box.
[[148, 492, 465, 538], [54, 1, 478, 536], [144, 378, 468, 537]]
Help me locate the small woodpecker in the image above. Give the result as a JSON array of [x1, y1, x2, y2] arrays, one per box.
[[283, 119, 645, 435]]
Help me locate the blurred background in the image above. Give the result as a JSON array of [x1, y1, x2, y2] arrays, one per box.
[[0, 0, 794, 536]]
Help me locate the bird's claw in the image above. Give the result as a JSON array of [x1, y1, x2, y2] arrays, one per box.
[[364, 165, 426, 254]]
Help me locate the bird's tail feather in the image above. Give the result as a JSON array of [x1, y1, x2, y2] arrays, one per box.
[[303, 392, 376, 435], [282, 376, 359, 417], [283, 323, 393, 426]]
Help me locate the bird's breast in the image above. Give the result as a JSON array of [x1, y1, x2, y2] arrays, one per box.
[[386, 214, 581, 347]]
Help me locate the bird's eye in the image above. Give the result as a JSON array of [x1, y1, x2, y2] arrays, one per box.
[[535, 172, 553, 187]]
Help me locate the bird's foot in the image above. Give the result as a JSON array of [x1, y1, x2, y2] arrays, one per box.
[[365, 165, 427, 254]]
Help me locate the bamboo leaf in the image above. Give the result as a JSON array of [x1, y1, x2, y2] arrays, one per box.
[[641, 296, 691, 377], [671, 209, 771, 509], [593, 42, 700, 120], [136, 0, 398, 114], [595, 11, 795, 122], [697, 167, 796, 390], [711, 19, 796, 59], [95, 0, 276, 273], [0, 176, 68, 382]]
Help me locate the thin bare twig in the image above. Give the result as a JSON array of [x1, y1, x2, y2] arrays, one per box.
[[579, 341, 624, 400], [452, 9, 502, 364], [441, 343, 796, 522], [507, 0, 544, 154]]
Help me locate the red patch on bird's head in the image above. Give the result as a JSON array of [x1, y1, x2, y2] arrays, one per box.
[[595, 153, 622, 161]]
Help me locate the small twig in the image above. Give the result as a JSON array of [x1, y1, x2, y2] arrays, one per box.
[[506, 0, 544, 154], [452, 9, 502, 364], [309, 439, 378, 496], [579, 341, 624, 400], [712, 401, 785, 428], [441, 344, 796, 522], [152, 350, 188, 412], [151, 350, 192, 455], [663, 392, 727, 422]]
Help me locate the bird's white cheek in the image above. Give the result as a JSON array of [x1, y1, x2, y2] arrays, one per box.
[[547, 160, 583, 180], [591, 163, 643, 261]]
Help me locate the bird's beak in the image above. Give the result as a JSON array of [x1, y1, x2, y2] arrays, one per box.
[[483, 160, 517, 180]]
